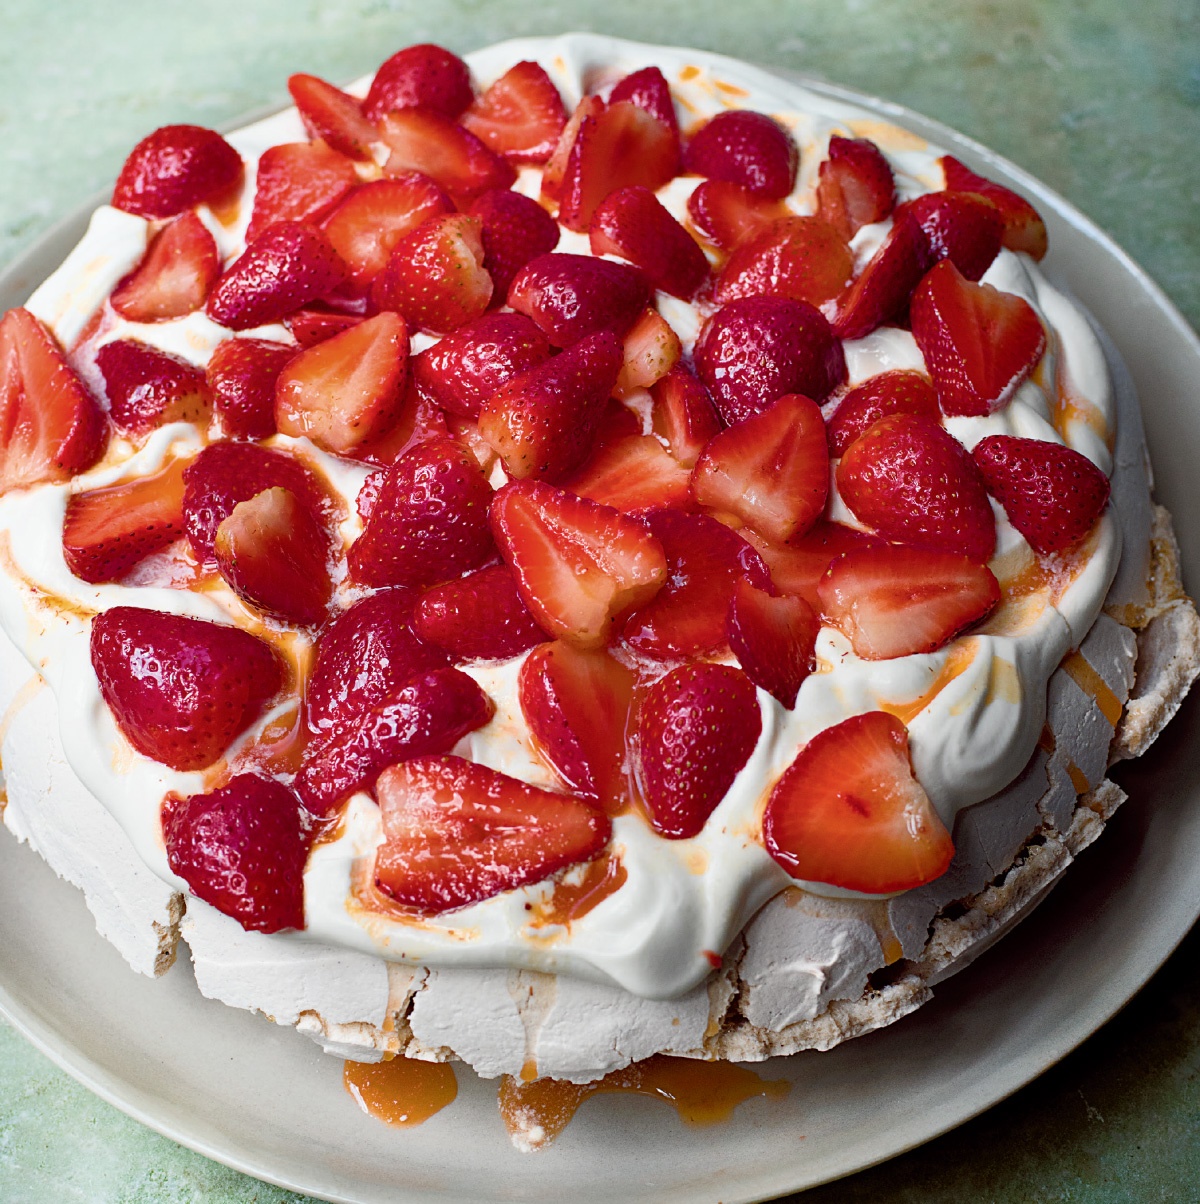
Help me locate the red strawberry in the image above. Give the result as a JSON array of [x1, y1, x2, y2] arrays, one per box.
[[0, 308, 106, 490], [412, 311, 550, 419], [610, 67, 680, 149], [90, 606, 283, 771], [764, 710, 954, 891], [693, 295, 846, 425], [284, 307, 363, 348], [972, 434, 1111, 554], [650, 366, 721, 469], [940, 155, 1048, 260], [374, 756, 610, 911], [518, 641, 636, 814], [540, 95, 605, 204], [836, 413, 996, 561], [110, 212, 220, 322], [287, 73, 379, 161], [275, 311, 408, 453], [691, 392, 828, 544], [206, 337, 295, 440], [815, 136, 895, 240], [350, 377, 450, 468], [636, 663, 762, 839], [245, 141, 358, 243], [377, 109, 516, 205], [467, 189, 561, 298], [684, 110, 798, 199], [363, 44, 474, 121], [910, 260, 1046, 417], [414, 563, 548, 661], [490, 480, 667, 649], [613, 308, 681, 400], [826, 370, 939, 457], [565, 430, 691, 513], [461, 61, 567, 163], [743, 520, 884, 613], [833, 209, 932, 340], [714, 216, 853, 309], [726, 579, 819, 708], [686, 180, 787, 251], [62, 457, 187, 583], [819, 545, 999, 659], [214, 486, 334, 625], [295, 668, 493, 815], [95, 339, 210, 435], [112, 124, 243, 219], [905, 191, 1003, 282], [207, 222, 348, 331], [164, 775, 309, 932], [347, 438, 495, 589], [371, 213, 492, 335], [322, 175, 454, 291], [620, 510, 770, 660], [478, 329, 622, 481], [589, 186, 709, 299]]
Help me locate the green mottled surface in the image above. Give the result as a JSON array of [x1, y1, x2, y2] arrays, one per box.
[[1, 1, 1198, 1200]]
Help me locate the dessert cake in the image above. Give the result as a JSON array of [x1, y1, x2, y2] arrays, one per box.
[[0, 31, 1196, 1100]]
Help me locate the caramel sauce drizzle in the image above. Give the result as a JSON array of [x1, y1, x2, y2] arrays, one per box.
[[879, 643, 975, 725], [344, 1057, 457, 1127], [1061, 650, 1123, 727], [525, 855, 628, 930]]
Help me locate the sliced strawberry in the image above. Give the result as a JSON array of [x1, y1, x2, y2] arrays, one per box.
[[620, 510, 770, 660], [374, 756, 611, 911], [691, 392, 828, 544], [610, 67, 680, 150], [288, 73, 379, 161], [478, 329, 622, 481], [815, 136, 895, 240], [415, 563, 548, 661], [726, 579, 819, 708], [940, 155, 1048, 260], [565, 430, 691, 513], [461, 61, 567, 163], [693, 296, 846, 425], [490, 480, 667, 649], [910, 260, 1046, 417], [833, 209, 932, 340], [350, 376, 450, 468], [245, 141, 359, 243], [348, 438, 495, 589], [743, 520, 884, 613], [613, 308, 681, 400], [819, 545, 999, 659], [110, 212, 220, 322], [540, 95, 605, 204], [445, 413, 499, 477], [972, 433, 1111, 555], [206, 337, 295, 440], [207, 221, 348, 331], [295, 668, 493, 815], [284, 307, 363, 348], [363, 44, 474, 121], [686, 180, 788, 252], [467, 188, 561, 298], [112, 124, 243, 219], [322, 174, 454, 291], [275, 311, 407, 453], [95, 339, 210, 435], [90, 606, 282, 771], [0, 308, 106, 490], [637, 663, 761, 839], [905, 191, 1003, 282], [683, 110, 798, 199], [589, 186, 709, 299], [765, 711, 953, 891], [836, 412, 996, 561], [62, 457, 187, 583], [826, 369, 939, 457], [650, 366, 722, 469], [715, 215, 853, 309]]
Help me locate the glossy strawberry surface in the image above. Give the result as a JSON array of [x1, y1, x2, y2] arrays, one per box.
[[940, 155, 1048, 260], [684, 110, 798, 198], [826, 370, 940, 457], [815, 135, 895, 240], [96, 339, 210, 436], [714, 216, 853, 308], [467, 188, 561, 298], [363, 44, 474, 121], [461, 60, 567, 163], [245, 141, 358, 242], [110, 212, 220, 322], [288, 73, 379, 161], [414, 563, 549, 661], [206, 337, 295, 440], [726, 579, 819, 708], [112, 124, 243, 219]]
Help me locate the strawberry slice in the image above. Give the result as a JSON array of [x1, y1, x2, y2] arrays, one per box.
[[206, 337, 295, 440], [743, 520, 884, 613], [415, 563, 548, 661], [467, 188, 561, 298], [610, 66, 680, 150], [374, 756, 611, 911], [691, 392, 828, 544], [940, 155, 1048, 260], [164, 774, 309, 932], [519, 640, 637, 814], [348, 438, 495, 589], [112, 124, 243, 219], [686, 180, 788, 252], [95, 339, 210, 436], [284, 307, 363, 348], [819, 544, 999, 659], [905, 191, 1003, 282], [288, 73, 379, 161], [478, 329, 622, 482], [371, 213, 492, 335], [0, 307, 106, 490], [245, 141, 358, 243], [637, 663, 762, 839], [110, 212, 220, 322], [460, 60, 567, 163], [613, 308, 681, 400], [90, 606, 283, 771], [684, 110, 798, 199], [350, 376, 450, 468], [833, 209, 932, 341], [565, 430, 691, 514], [714, 216, 853, 308], [826, 369, 940, 457], [764, 710, 954, 891], [62, 457, 187, 583], [726, 579, 819, 708], [910, 260, 1046, 417], [836, 413, 996, 561], [363, 44, 474, 121], [815, 136, 896, 240], [275, 311, 408, 453], [972, 433, 1111, 554], [491, 480, 667, 649], [540, 95, 605, 204], [377, 109, 516, 205], [650, 366, 722, 469]]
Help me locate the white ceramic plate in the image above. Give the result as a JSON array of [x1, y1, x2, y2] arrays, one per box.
[[1, 50, 1198, 1204]]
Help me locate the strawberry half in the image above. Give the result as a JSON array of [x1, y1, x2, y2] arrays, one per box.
[[284, 307, 363, 348], [110, 212, 220, 322], [246, 141, 359, 242], [414, 563, 548, 661], [541, 95, 604, 204], [714, 216, 853, 308], [686, 180, 787, 252], [726, 578, 819, 709], [818, 544, 1000, 660], [613, 308, 681, 400], [90, 606, 282, 771], [815, 136, 896, 240], [288, 73, 379, 162], [610, 66, 680, 152], [206, 337, 295, 440], [95, 339, 210, 436], [565, 429, 692, 514], [743, 520, 884, 613], [763, 710, 955, 893], [637, 663, 762, 839], [684, 110, 798, 199], [461, 60, 567, 163], [940, 155, 1048, 260], [363, 44, 474, 121], [467, 188, 561, 298], [112, 124, 243, 219], [905, 191, 1003, 282], [374, 756, 611, 912], [833, 209, 932, 341], [826, 369, 939, 457], [650, 366, 722, 469]]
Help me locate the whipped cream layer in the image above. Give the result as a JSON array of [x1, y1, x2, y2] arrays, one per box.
[[0, 34, 1122, 999]]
